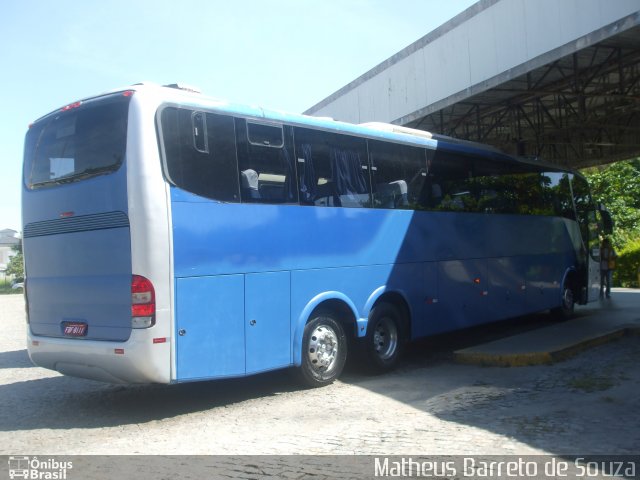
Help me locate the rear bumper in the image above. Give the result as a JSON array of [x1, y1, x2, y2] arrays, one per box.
[[27, 328, 171, 384]]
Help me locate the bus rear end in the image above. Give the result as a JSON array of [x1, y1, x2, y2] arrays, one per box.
[[22, 89, 171, 383]]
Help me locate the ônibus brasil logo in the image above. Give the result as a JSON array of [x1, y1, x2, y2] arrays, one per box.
[[8, 457, 72, 480]]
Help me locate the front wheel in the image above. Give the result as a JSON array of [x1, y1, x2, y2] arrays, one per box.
[[551, 281, 575, 320], [363, 303, 404, 372], [296, 312, 347, 388]]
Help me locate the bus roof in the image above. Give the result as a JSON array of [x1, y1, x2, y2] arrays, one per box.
[[33, 82, 569, 172]]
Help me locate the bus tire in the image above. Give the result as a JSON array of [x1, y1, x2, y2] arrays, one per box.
[[551, 281, 575, 320], [296, 312, 347, 388], [363, 303, 403, 372]]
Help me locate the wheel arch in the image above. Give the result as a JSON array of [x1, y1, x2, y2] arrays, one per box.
[[293, 291, 359, 366], [552, 266, 579, 320], [561, 266, 580, 303], [367, 288, 412, 341]]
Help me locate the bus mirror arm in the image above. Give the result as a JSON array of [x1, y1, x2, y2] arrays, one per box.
[[598, 204, 614, 235]]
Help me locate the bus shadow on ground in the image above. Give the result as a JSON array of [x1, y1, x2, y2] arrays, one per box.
[[0, 313, 554, 433], [0, 368, 303, 432], [2, 297, 638, 456], [0, 349, 34, 369], [345, 293, 640, 455]]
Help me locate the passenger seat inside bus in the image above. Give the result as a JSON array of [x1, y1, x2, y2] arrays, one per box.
[[241, 169, 261, 200], [376, 180, 408, 208]]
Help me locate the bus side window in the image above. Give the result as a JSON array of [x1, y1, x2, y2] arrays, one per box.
[[544, 172, 575, 220], [160, 107, 240, 202], [369, 140, 426, 209], [429, 150, 476, 212], [236, 120, 298, 204], [472, 159, 542, 215], [294, 127, 371, 208]]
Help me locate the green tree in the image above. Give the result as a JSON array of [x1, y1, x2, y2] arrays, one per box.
[[5, 242, 24, 281], [582, 158, 640, 250]]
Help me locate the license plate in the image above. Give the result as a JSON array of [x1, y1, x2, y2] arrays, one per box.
[[63, 322, 88, 337]]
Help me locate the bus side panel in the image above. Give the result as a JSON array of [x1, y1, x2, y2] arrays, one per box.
[[526, 253, 566, 311], [175, 275, 245, 381], [488, 256, 528, 320], [416, 261, 439, 339], [169, 191, 426, 274], [437, 259, 489, 332], [486, 214, 578, 313], [423, 213, 487, 262], [245, 271, 291, 374]]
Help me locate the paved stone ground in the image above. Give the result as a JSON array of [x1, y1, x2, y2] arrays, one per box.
[[1, 291, 639, 456]]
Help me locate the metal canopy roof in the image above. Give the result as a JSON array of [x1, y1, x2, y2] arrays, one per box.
[[404, 23, 640, 169]]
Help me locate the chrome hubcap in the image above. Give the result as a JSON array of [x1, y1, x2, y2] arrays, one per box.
[[307, 325, 339, 373], [373, 317, 398, 360]]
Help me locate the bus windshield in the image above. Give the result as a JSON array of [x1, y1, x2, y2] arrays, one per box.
[[24, 93, 130, 189]]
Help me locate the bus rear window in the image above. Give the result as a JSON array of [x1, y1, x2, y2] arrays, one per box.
[[24, 93, 129, 189]]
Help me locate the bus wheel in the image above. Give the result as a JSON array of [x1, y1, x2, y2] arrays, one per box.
[[364, 303, 403, 372], [552, 281, 575, 320], [297, 312, 347, 388]]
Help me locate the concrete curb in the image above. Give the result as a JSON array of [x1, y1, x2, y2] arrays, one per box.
[[454, 324, 640, 367]]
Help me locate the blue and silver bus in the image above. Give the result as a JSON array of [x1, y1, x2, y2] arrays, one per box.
[[22, 83, 610, 387]]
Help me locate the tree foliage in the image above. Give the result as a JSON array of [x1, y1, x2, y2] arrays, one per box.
[[5, 243, 24, 281], [582, 159, 640, 287], [582, 158, 640, 250], [615, 238, 640, 288]]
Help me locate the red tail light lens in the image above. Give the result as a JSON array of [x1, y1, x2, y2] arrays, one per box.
[[131, 275, 155, 328]]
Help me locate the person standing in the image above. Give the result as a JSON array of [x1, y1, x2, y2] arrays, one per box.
[[600, 237, 617, 298]]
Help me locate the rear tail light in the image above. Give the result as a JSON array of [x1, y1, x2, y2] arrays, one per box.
[[131, 275, 155, 328], [61, 101, 82, 111]]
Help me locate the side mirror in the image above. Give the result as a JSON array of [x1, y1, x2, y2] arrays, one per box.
[[599, 206, 614, 235]]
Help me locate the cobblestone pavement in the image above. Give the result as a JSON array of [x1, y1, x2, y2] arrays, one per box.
[[1, 291, 639, 456]]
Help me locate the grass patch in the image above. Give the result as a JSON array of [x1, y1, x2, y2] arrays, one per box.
[[0, 281, 22, 295]]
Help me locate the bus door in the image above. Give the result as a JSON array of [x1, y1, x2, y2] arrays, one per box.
[[586, 209, 602, 302], [571, 175, 601, 302]]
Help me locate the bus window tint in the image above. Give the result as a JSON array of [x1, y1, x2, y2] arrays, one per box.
[[294, 128, 371, 208], [161, 108, 239, 202], [428, 150, 476, 212], [543, 172, 575, 220], [428, 148, 570, 216], [470, 159, 554, 216], [236, 120, 297, 203], [369, 140, 426, 209]]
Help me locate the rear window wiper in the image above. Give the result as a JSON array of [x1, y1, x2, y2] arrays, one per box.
[[33, 164, 121, 187]]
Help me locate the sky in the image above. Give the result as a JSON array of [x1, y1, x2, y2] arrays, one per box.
[[0, 0, 477, 232]]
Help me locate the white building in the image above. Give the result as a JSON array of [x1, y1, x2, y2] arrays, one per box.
[[0, 228, 20, 273]]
